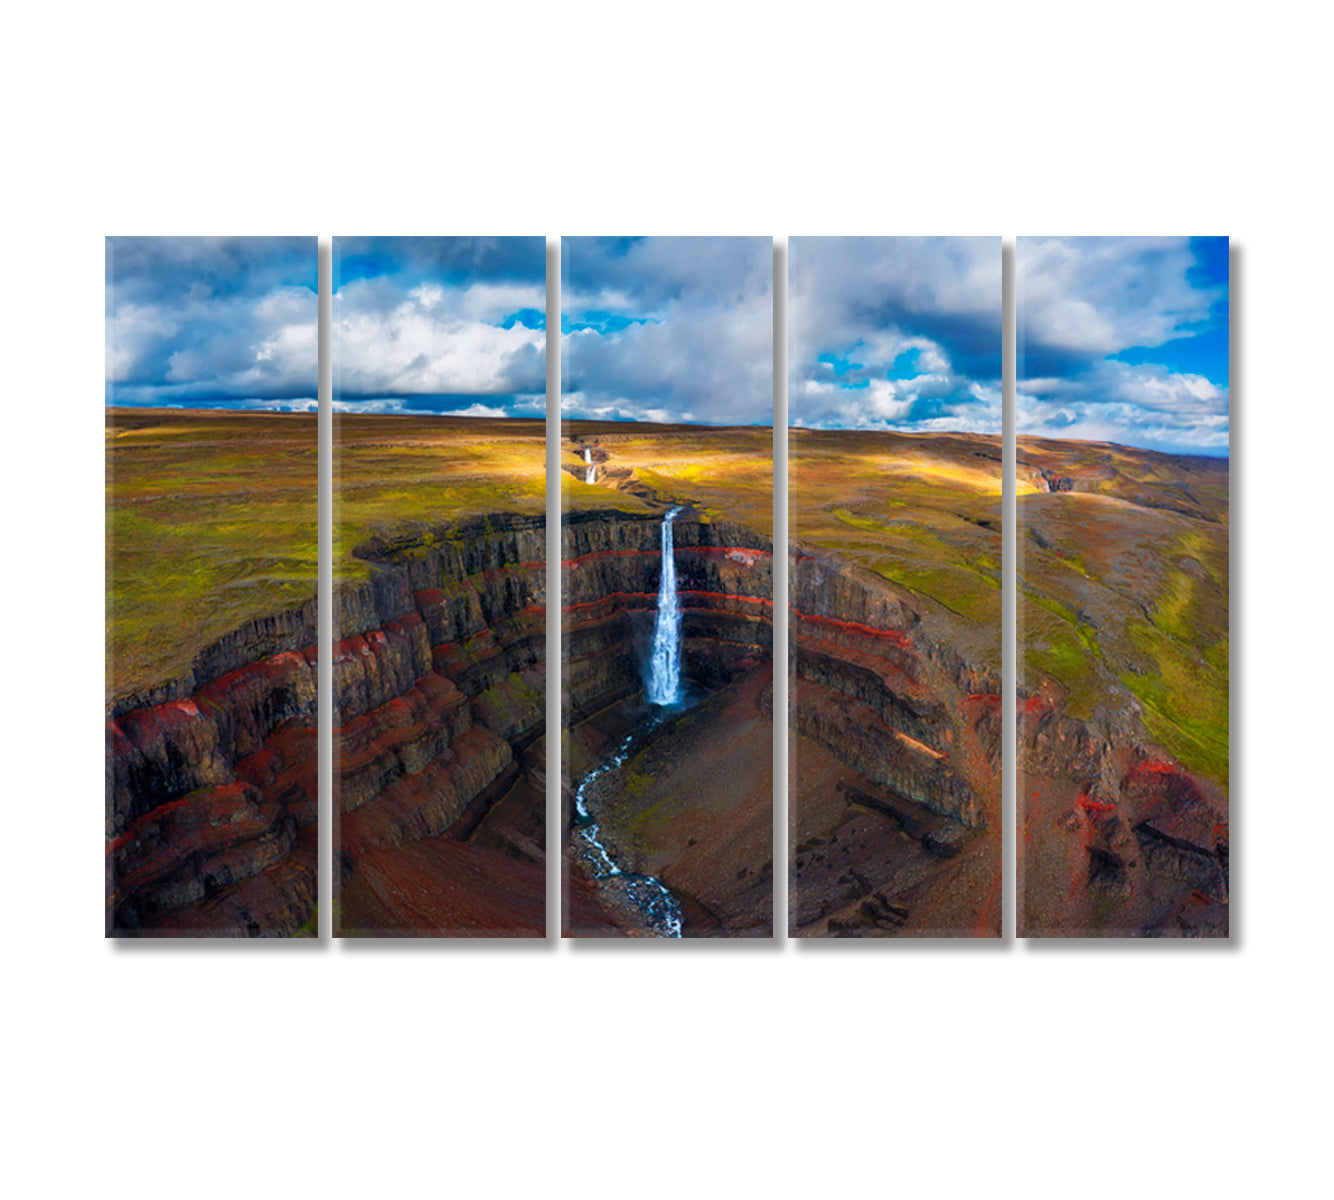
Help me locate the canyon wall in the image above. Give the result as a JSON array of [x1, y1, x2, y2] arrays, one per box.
[[106, 512, 553, 937], [331, 514, 548, 936], [1016, 687, 1229, 936], [789, 544, 1002, 831], [560, 509, 1002, 840], [561, 509, 774, 720]]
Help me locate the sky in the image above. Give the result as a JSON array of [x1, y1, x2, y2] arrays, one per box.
[[105, 237, 317, 409], [1018, 236, 1229, 456], [333, 236, 546, 417], [562, 236, 772, 425], [789, 237, 1001, 433]]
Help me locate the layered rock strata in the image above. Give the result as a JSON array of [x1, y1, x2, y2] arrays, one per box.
[[1016, 692, 1229, 936], [789, 544, 1002, 832], [106, 634, 319, 937]]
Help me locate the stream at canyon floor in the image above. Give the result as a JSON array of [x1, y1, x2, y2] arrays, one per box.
[[571, 713, 684, 937]]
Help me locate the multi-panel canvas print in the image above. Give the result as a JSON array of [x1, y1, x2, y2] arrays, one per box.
[[788, 237, 1003, 937], [332, 236, 548, 937], [561, 236, 775, 937], [1016, 236, 1230, 938], [106, 231, 1232, 944], [106, 237, 319, 936]]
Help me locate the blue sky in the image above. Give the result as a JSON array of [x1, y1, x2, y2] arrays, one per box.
[[789, 237, 1001, 433], [562, 237, 772, 425], [105, 237, 316, 409], [333, 236, 546, 417], [1018, 236, 1229, 456]]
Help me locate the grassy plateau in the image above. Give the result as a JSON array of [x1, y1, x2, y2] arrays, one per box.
[[107, 409, 547, 707]]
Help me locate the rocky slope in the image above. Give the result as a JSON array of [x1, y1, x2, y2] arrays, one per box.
[[106, 621, 320, 937], [106, 511, 558, 938], [1016, 439, 1229, 937]]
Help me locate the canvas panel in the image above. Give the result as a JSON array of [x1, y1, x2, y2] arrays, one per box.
[[787, 237, 1004, 937], [331, 236, 548, 937], [1016, 236, 1230, 938], [560, 236, 775, 938], [105, 236, 319, 937]]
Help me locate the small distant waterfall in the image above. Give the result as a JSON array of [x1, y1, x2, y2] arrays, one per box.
[[583, 446, 595, 485], [646, 506, 684, 706]]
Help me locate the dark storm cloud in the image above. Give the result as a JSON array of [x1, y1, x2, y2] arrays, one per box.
[[106, 236, 317, 408]]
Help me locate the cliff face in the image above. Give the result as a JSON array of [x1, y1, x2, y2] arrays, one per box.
[[790, 544, 1002, 832], [106, 636, 319, 937], [331, 514, 548, 936], [106, 512, 553, 938]]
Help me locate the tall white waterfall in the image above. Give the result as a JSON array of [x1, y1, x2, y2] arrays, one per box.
[[646, 506, 685, 706], [583, 446, 595, 484]]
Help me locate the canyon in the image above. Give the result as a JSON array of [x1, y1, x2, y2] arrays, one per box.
[[106, 414, 1226, 940], [560, 500, 776, 936]]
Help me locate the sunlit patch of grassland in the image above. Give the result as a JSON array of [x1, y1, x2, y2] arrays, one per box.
[[786, 428, 1003, 637], [332, 413, 548, 575], [1017, 588, 1105, 720], [1121, 623, 1229, 787]]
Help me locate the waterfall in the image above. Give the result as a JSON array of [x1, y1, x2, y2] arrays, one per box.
[[583, 446, 595, 484], [646, 506, 684, 706]]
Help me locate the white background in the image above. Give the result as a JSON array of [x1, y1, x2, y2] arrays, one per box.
[[4, 3, 1330, 1197]]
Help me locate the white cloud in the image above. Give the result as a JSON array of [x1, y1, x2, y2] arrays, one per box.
[[335, 282, 545, 397], [1018, 360, 1230, 452]]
